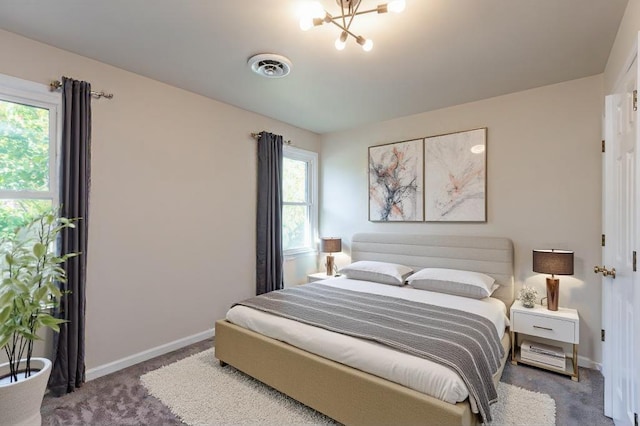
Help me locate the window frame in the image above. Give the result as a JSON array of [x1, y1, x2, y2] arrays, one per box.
[[0, 73, 62, 211], [282, 145, 318, 258]]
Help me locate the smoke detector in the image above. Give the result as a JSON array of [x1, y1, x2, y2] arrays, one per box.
[[248, 54, 292, 78]]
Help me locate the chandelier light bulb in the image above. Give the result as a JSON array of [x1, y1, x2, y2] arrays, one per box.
[[335, 31, 348, 50], [299, 1, 326, 30], [300, 17, 314, 31], [307, 1, 326, 18], [356, 36, 374, 52], [387, 0, 406, 13], [301, 1, 399, 52]]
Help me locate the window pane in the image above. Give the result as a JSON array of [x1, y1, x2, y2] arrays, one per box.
[[282, 204, 309, 250], [0, 99, 50, 191], [283, 157, 307, 203], [0, 199, 52, 240]]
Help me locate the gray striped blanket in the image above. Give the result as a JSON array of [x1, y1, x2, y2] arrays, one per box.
[[235, 283, 504, 423]]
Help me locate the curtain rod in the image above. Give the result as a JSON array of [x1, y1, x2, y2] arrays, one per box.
[[251, 132, 292, 145], [49, 80, 114, 100]]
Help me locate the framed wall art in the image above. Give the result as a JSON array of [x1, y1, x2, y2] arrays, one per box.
[[368, 139, 424, 222], [424, 128, 487, 222]]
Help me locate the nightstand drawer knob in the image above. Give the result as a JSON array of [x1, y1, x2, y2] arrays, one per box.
[[533, 325, 553, 331]]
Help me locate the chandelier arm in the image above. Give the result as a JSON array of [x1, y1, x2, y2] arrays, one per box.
[[327, 19, 360, 41], [350, 7, 385, 16], [346, 0, 363, 30], [329, 8, 383, 21]]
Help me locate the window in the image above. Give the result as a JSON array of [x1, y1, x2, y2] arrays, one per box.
[[0, 75, 61, 240], [282, 145, 318, 256]]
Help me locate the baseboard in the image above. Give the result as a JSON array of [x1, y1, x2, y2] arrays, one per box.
[[578, 355, 601, 371], [84, 328, 599, 381], [85, 328, 214, 381]]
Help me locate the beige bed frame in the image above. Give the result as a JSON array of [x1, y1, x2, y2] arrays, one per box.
[[215, 233, 514, 425]]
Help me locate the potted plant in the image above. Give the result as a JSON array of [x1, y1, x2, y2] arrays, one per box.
[[0, 211, 78, 426]]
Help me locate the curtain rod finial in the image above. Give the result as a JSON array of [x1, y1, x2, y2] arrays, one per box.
[[49, 80, 62, 92]]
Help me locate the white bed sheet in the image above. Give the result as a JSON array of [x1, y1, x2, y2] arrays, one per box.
[[226, 278, 509, 405]]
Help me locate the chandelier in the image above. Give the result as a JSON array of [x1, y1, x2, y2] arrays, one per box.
[[299, 0, 406, 52]]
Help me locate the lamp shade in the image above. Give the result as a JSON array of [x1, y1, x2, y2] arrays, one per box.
[[320, 237, 342, 254], [533, 249, 574, 275]]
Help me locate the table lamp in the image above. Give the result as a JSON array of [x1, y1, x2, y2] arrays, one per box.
[[320, 237, 342, 276], [532, 249, 574, 311]]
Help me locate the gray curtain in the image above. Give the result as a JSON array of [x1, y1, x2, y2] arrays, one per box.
[[49, 77, 91, 396], [256, 132, 284, 295]]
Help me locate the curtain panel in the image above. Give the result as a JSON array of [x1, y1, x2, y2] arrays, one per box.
[[256, 132, 284, 295], [48, 77, 91, 396]]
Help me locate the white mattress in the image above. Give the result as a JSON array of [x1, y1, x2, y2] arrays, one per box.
[[226, 278, 509, 405]]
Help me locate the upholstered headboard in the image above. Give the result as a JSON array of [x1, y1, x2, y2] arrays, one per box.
[[350, 233, 515, 309]]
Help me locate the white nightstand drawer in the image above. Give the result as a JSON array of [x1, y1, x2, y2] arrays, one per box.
[[512, 312, 575, 342], [510, 301, 580, 380]]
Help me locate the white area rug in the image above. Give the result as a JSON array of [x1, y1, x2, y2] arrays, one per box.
[[141, 349, 555, 426]]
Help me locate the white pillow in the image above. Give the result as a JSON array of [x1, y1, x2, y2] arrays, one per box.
[[406, 268, 496, 299], [339, 261, 413, 286]]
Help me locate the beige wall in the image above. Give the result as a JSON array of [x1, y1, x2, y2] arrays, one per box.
[[320, 75, 604, 365], [604, 0, 640, 93], [0, 29, 321, 370], [2, 10, 627, 370]]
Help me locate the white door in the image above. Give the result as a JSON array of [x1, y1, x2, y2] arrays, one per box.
[[602, 43, 637, 426]]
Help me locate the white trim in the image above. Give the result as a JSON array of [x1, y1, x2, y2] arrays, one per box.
[[0, 73, 59, 103], [85, 328, 214, 381], [0, 191, 56, 199], [611, 47, 638, 97], [284, 248, 318, 261], [0, 73, 61, 208], [578, 355, 600, 371], [283, 146, 319, 256]]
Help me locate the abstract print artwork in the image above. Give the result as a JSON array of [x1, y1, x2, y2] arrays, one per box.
[[424, 128, 487, 222], [369, 139, 424, 221]]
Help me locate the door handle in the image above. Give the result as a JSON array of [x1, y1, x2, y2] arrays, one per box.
[[594, 265, 616, 278]]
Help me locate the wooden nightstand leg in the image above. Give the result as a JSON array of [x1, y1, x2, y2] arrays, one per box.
[[511, 331, 518, 365], [572, 343, 579, 382]]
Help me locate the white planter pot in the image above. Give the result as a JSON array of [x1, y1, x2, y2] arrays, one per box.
[[0, 358, 52, 426]]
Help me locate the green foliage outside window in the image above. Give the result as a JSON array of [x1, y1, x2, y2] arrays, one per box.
[[0, 200, 52, 241], [282, 157, 309, 251], [0, 100, 52, 239]]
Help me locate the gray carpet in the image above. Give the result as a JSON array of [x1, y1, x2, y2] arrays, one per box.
[[41, 338, 613, 425], [141, 349, 555, 426], [501, 358, 612, 426]]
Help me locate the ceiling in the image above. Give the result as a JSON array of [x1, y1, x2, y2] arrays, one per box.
[[0, 0, 629, 134]]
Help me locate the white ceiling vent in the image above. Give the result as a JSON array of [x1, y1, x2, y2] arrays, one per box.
[[248, 54, 292, 78]]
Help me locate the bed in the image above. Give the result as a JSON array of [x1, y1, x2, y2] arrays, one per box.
[[215, 233, 514, 425]]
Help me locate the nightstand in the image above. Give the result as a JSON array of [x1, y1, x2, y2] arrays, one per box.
[[307, 272, 339, 283], [510, 300, 580, 381]]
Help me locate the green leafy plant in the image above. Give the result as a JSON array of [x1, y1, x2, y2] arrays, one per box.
[[0, 211, 79, 382]]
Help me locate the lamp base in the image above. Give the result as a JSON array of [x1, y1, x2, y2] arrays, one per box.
[[546, 277, 559, 311], [326, 255, 335, 276]]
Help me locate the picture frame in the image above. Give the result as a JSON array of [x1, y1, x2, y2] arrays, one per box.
[[424, 128, 487, 222], [368, 139, 424, 222]]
